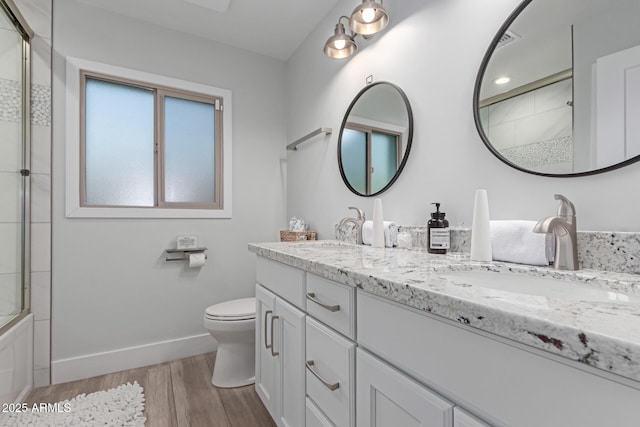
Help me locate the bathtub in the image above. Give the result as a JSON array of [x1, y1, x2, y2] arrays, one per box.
[[0, 314, 33, 425]]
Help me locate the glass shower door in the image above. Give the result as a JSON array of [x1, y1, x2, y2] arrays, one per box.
[[0, 2, 30, 331]]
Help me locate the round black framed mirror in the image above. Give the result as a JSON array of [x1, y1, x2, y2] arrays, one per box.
[[474, 0, 640, 177], [338, 81, 413, 196]]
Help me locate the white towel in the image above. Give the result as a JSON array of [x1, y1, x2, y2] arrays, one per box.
[[362, 220, 398, 247], [490, 220, 555, 266]]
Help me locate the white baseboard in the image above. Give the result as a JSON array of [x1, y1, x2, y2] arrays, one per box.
[[51, 333, 217, 384]]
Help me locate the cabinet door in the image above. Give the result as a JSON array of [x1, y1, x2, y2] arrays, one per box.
[[357, 349, 454, 427], [256, 284, 278, 420], [453, 408, 490, 427], [275, 297, 306, 427]]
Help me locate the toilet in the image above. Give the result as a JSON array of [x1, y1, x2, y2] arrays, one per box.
[[204, 297, 256, 388]]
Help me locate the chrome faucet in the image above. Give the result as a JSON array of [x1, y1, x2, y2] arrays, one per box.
[[533, 194, 579, 270], [339, 207, 366, 245]]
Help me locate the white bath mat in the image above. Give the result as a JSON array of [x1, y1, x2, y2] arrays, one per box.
[[4, 381, 146, 426]]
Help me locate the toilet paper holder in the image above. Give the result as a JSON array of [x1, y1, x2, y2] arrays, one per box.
[[165, 247, 208, 262]]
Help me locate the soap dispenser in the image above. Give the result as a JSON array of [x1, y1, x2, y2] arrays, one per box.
[[427, 203, 450, 254]]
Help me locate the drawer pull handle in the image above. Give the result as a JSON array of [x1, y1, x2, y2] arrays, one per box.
[[306, 292, 340, 312], [306, 360, 340, 391], [270, 314, 280, 357], [264, 310, 273, 350]]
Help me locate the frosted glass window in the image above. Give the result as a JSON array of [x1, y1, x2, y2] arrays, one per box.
[[84, 78, 155, 206], [341, 128, 367, 194], [80, 71, 225, 211], [371, 132, 398, 194], [163, 96, 216, 203]]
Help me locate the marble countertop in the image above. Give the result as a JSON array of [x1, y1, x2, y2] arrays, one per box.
[[248, 240, 640, 383]]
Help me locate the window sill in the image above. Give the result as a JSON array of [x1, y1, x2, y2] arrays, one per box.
[[66, 206, 231, 219]]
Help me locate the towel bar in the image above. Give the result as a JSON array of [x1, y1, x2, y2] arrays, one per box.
[[287, 127, 332, 151]]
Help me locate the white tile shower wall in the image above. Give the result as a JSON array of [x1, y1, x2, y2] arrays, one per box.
[[483, 80, 573, 172], [15, 0, 52, 387]]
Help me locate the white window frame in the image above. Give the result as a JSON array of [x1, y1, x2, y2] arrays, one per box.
[[65, 56, 232, 218]]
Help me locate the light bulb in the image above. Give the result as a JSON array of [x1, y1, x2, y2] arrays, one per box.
[[494, 76, 510, 85], [334, 39, 346, 50], [361, 7, 376, 23]]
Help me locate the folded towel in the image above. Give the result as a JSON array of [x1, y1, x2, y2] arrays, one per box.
[[362, 220, 398, 247], [490, 220, 555, 266]]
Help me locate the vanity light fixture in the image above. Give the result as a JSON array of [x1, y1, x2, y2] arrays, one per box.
[[323, 1, 389, 59], [324, 16, 358, 59], [494, 76, 511, 85], [349, 0, 389, 37]]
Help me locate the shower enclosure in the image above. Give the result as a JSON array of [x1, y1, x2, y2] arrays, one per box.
[[0, 0, 31, 334]]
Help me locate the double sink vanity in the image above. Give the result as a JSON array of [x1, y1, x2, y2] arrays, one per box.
[[249, 240, 640, 427], [256, 0, 640, 423]]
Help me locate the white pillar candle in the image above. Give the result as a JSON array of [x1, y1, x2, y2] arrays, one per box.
[[372, 198, 384, 248], [470, 189, 492, 262]]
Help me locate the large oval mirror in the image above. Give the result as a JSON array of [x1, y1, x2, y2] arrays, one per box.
[[338, 82, 413, 196], [474, 0, 640, 176]]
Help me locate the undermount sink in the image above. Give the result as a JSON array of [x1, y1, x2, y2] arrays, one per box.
[[437, 270, 638, 303]]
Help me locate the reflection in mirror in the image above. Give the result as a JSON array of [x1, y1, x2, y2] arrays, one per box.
[[474, 0, 640, 176], [338, 82, 413, 196]]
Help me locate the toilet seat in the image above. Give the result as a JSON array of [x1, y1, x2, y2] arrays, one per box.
[[205, 297, 256, 321]]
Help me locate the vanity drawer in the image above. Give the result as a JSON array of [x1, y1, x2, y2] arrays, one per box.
[[256, 256, 306, 308], [306, 273, 355, 339], [306, 397, 334, 427], [306, 317, 355, 427]]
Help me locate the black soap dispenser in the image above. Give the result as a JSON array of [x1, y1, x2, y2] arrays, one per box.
[[427, 203, 450, 254]]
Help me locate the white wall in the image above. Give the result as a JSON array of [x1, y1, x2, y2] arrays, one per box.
[[51, 1, 286, 374], [285, 0, 640, 236]]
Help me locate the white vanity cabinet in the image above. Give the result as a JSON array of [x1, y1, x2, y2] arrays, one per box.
[[357, 290, 640, 427], [254, 256, 489, 427], [255, 258, 306, 427], [357, 348, 454, 427], [453, 408, 491, 427], [252, 244, 640, 427]]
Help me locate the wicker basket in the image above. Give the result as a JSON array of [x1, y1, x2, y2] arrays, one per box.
[[280, 230, 317, 242]]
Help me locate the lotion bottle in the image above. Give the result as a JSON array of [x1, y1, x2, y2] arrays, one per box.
[[427, 203, 450, 254]]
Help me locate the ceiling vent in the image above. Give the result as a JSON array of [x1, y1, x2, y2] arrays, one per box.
[[497, 30, 521, 48]]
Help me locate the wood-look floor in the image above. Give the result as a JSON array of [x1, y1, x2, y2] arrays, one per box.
[[25, 352, 276, 427]]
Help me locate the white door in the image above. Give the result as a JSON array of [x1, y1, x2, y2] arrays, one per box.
[[275, 297, 306, 427], [255, 284, 277, 420], [596, 44, 640, 167], [357, 348, 454, 427]]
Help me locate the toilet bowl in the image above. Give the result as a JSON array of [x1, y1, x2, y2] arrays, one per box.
[[204, 297, 256, 388]]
